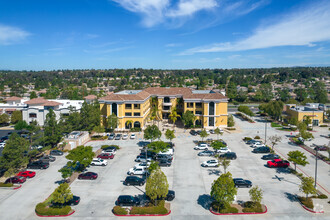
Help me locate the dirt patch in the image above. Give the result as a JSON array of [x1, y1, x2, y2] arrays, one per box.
[[68, 172, 79, 185]]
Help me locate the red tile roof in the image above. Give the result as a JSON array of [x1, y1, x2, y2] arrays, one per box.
[[24, 97, 47, 105], [84, 95, 97, 100], [42, 101, 61, 106], [5, 96, 22, 101]]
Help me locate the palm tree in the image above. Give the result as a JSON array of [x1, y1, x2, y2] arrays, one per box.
[[169, 107, 180, 130], [125, 120, 133, 131]]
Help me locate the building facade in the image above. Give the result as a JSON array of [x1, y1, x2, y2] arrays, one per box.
[[285, 104, 324, 126], [99, 87, 228, 130]]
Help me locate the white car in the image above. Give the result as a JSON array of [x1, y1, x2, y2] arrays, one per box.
[[160, 148, 174, 155], [201, 159, 219, 167], [130, 133, 136, 139], [194, 143, 209, 150], [250, 142, 265, 148], [215, 147, 231, 153], [91, 158, 107, 166], [122, 134, 128, 140], [0, 143, 5, 148], [127, 167, 147, 175], [134, 162, 151, 169], [102, 148, 116, 155]]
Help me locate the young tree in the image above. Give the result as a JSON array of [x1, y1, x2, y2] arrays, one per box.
[[14, 120, 30, 130], [219, 158, 230, 173], [0, 113, 10, 125], [66, 145, 95, 169], [211, 140, 226, 151], [287, 150, 309, 171], [268, 135, 282, 150], [300, 177, 317, 199], [44, 108, 62, 147], [125, 120, 133, 130], [200, 129, 209, 142], [10, 110, 22, 124], [214, 128, 223, 140], [147, 141, 169, 153], [182, 111, 196, 128], [58, 167, 73, 180], [210, 172, 237, 212], [92, 125, 105, 134], [146, 168, 169, 205], [80, 101, 101, 131], [52, 183, 73, 206], [169, 107, 180, 129], [227, 115, 235, 127], [165, 129, 175, 142], [30, 91, 38, 99], [107, 113, 118, 131], [249, 186, 263, 204], [144, 125, 161, 142], [148, 161, 160, 174]]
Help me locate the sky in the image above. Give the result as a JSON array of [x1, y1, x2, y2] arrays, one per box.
[[0, 0, 330, 70]]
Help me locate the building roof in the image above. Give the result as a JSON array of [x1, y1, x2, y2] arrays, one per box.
[[5, 96, 22, 101], [42, 101, 61, 106], [84, 95, 97, 100], [24, 97, 47, 105]]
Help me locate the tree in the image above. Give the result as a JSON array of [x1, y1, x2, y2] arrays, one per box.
[[144, 125, 161, 142], [0, 114, 10, 125], [92, 125, 105, 134], [182, 111, 196, 128], [288, 117, 298, 126], [44, 108, 62, 147], [261, 101, 284, 120], [227, 115, 235, 127], [278, 88, 290, 102], [287, 150, 309, 171], [169, 107, 180, 129], [148, 161, 159, 174], [125, 120, 133, 130], [14, 120, 30, 130], [165, 129, 175, 142], [268, 135, 282, 150], [211, 140, 226, 151], [249, 186, 263, 204], [107, 113, 118, 131], [300, 177, 317, 199], [210, 172, 237, 212], [30, 91, 37, 99], [214, 128, 223, 140], [219, 158, 230, 173], [200, 129, 209, 142], [66, 145, 95, 168], [0, 133, 29, 176], [80, 101, 101, 132], [295, 88, 308, 102], [259, 84, 273, 102], [312, 81, 328, 103], [303, 116, 312, 126], [58, 167, 73, 180], [146, 168, 169, 205], [10, 110, 22, 124], [52, 183, 73, 206], [147, 141, 169, 153]]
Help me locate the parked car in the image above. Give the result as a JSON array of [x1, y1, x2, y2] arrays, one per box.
[[261, 154, 279, 160], [50, 150, 64, 156], [252, 146, 270, 154], [194, 143, 209, 150], [196, 130, 202, 135], [190, 130, 197, 136], [17, 171, 36, 178], [218, 152, 237, 160], [314, 145, 328, 151], [27, 161, 49, 169], [233, 178, 252, 188], [116, 195, 141, 207], [250, 142, 265, 148], [90, 158, 107, 166], [214, 147, 231, 153], [52, 195, 80, 207], [127, 167, 147, 175], [102, 148, 116, 155], [201, 159, 219, 167], [97, 153, 114, 159], [209, 129, 215, 134], [158, 159, 172, 167], [159, 148, 174, 156], [156, 154, 173, 161], [198, 150, 215, 156], [135, 155, 152, 162], [108, 133, 115, 140], [5, 176, 26, 184], [146, 190, 175, 202], [124, 176, 145, 186], [140, 150, 157, 159], [31, 145, 43, 150], [40, 155, 56, 163], [267, 159, 290, 168], [246, 139, 261, 145], [78, 172, 98, 180], [0, 143, 5, 148], [130, 133, 136, 139], [122, 134, 128, 140], [134, 162, 150, 169], [115, 134, 122, 140]]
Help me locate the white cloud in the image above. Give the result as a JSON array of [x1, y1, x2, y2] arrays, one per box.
[[181, 1, 330, 54], [0, 24, 30, 45], [166, 0, 218, 17], [165, 43, 182, 47]]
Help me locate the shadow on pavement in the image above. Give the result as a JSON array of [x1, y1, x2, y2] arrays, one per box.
[[207, 169, 221, 176], [284, 192, 298, 202], [276, 168, 291, 174], [197, 194, 213, 210]]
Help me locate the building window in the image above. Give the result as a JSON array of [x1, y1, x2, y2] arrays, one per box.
[[163, 106, 170, 110], [209, 102, 215, 115], [196, 103, 202, 108], [134, 112, 141, 116], [209, 117, 215, 126], [125, 112, 132, 116], [125, 104, 132, 109], [29, 113, 37, 118], [195, 111, 202, 115], [187, 103, 194, 108], [164, 97, 170, 103], [134, 104, 140, 109]]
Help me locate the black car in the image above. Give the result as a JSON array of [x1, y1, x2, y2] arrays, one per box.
[[314, 145, 328, 151], [116, 195, 141, 206], [135, 155, 152, 162], [50, 150, 63, 156], [233, 178, 252, 188], [40, 155, 56, 162], [198, 150, 215, 156], [146, 190, 175, 202], [158, 159, 172, 167], [246, 139, 261, 145], [156, 154, 173, 161], [108, 133, 115, 140], [190, 130, 197, 136], [196, 130, 202, 135], [103, 146, 118, 151], [140, 150, 157, 158], [115, 134, 122, 140], [0, 168, 7, 177], [124, 176, 145, 186], [252, 146, 270, 153], [27, 161, 49, 169], [52, 195, 80, 207], [219, 152, 237, 160], [261, 154, 279, 160]]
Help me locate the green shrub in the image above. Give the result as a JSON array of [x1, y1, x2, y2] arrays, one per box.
[[91, 135, 107, 140], [238, 105, 255, 116], [290, 127, 298, 131], [226, 127, 236, 130], [211, 202, 238, 213], [130, 204, 168, 215], [0, 182, 14, 187], [243, 137, 252, 141], [112, 206, 128, 215], [298, 197, 314, 209], [35, 202, 71, 216], [242, 201, 263, 213], [101, 145, 119, 150], [271, 122, 282, 128], [319, 124, 328, 127], [282, 123, 288, 126], [254, 136, 260, 139], [130, 127, 142, 132], [307, 127, 313, 131], [318, 194, 328, 199]]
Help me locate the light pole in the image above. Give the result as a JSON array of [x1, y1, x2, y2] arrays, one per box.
[[314, 148, 318, 189]]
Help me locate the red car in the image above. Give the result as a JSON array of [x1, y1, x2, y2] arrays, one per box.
[[78, 172, 98, 180], [97, 153, 114, 159], [5, 176, 27, 184], [267, 159, 290, 168], [17, 171, 36, 178]]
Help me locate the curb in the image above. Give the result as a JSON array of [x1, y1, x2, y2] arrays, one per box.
[[297, 200, 324, 214], [113, 210, 171, 217], [36, 210, 75, 217], [13, 184, 22, 190], [209, 206, 267, 215]]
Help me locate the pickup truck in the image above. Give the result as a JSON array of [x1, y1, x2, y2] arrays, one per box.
[[267, 159, 290, 168]]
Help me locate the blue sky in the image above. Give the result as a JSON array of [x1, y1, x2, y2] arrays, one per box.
[[0, 0, 330, 70]]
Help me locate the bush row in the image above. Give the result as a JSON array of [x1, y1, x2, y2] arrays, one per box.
[[101, 145, 120, 150], [35, 202, 71, 216], [238, 105, 255, 116], [91, 135, 108, 140], [112, 206, 128, 215], [130, 127, 142, 132], [211, 202, 238, 213], [0, 182, 14, 187], [242, 201, 263, 213], [311, 194, 328, 199], [298, 196, 314, 209]]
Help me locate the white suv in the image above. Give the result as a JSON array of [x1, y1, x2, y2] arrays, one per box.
[[127, 167, 147, 175], [91, 158, 107, 166], [194, 143, 209, 150], [134, 162, 150, 169], [215, 147, 231, 153], [251, 142, 265, 148], [102, 148, 116, 155], [201, 159, 219, 167]]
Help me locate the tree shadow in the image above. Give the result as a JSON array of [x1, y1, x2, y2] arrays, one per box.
[[207, 169, 221, 176], [137, 141, 150, 147], [197, 194, 213, 210], [276, 168, 291, 174], [284, 192, 298, 202]]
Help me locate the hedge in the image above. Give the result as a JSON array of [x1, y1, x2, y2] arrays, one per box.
[[226, 127, 236, 130], [271, 122, 282, 128], [311, 194, 328, 199], [243, 137, 252, 141], [238, 105, 255, 116], [319, 124, 328, 127], [298, 196, 314, 209], [131, 127, 142, 132], [0, 182, 14, 187], [242, 201, 263, 213], [35, 202, 71, 216], [101, 145, 120, 150], [91, 135, 108, 140], [211, 202, 238, 213], [113, 206, 128, 215], [254, 136, 260, 139], [130, 200, 168, 215]]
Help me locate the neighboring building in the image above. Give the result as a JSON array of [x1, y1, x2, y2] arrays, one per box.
[[0, 96, 28, 115], [99, 87, 228, 130], [285, 104, 324, 126], [63, 131, 90, 150], [22, 97, 84, 126], [84, 95, 97, 104]]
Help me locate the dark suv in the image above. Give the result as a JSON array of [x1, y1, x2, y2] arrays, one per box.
[[52, 195, 80, 207], [146, 190, 175, 202], [50, 150, 63, 156], [156, 154, 173, 161], [190, 130, 197, 136], [116, 195, 141, 206], [27, 161, 49, 169], [158, 159, 172, 167], [252, 146, 270, 153], [124, 176, 145, 186], [219, 152, 237, 160]]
